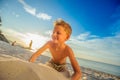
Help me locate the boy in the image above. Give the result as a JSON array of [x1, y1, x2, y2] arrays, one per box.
[[29, 19, 82, 80]]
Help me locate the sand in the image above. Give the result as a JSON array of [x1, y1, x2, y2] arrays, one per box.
[[0, 54, 70, 80], [0, 41, 71, 80]]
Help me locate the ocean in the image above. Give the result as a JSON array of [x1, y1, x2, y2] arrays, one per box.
[[77, 58, 120, 76]]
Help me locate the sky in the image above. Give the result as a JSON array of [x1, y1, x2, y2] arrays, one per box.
[[0, 0, 120, 66]]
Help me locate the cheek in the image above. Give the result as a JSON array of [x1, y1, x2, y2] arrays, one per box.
[[61, 35, 67, 40], [51, 33, 55, 38], [51, 34, 55, 40], [64, 35, 69, 41], [51, 34, 53, 37]]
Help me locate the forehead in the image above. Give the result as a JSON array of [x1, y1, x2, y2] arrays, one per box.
[[54, 25, 65, 31]]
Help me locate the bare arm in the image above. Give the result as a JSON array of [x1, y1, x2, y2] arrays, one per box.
[[29, 42, 49, 62], [67, 47, 82, 80]]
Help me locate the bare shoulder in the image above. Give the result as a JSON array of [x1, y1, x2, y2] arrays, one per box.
[[66, 45, 72, 51], [65, 45, 74, 56], [42, 40, 52, 48], [46, 40, 53, 47]]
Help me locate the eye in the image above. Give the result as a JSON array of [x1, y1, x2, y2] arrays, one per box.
[[57, 31, 61, 34]]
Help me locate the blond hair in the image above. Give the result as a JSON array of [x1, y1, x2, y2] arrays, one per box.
[[53, 19, 72, 37]]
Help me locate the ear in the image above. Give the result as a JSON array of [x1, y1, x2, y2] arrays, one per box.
[[66, 35, 70, 40]]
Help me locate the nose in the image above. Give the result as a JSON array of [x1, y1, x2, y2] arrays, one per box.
[[52, 32, 56, 36], [52, 32, 57, 40]]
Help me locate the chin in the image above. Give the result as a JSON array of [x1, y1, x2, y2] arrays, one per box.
[[52, 40, 58, 44]]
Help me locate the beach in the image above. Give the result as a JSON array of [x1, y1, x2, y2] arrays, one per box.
[[0, 41, 120, 80]]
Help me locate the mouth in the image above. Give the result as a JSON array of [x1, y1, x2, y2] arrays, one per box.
[[53, 38, 57, 41], [52, 37, 58, 42]]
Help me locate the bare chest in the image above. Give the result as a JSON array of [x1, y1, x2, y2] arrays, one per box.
[[49, 47, 67, 63]]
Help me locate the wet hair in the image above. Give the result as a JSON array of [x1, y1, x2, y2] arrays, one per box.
[[53, 18, 72, 37]]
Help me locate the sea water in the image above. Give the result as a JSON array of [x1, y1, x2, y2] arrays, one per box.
[[77, 58, 120, 76]]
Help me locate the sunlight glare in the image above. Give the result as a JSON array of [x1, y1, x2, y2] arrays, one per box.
[[21, 33, 49, 51]]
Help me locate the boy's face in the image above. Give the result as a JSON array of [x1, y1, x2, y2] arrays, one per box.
[[52, 25, 68, 44]]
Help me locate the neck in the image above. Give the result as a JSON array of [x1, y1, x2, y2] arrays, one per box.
[[55, 43, 66, 51]]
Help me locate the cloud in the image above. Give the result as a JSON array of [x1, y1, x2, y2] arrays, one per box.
[[76, 32, 99, 41], [68, 32, 120, 66], [24, 6, 36, 16], [18, 0, 52, 20], [20, 33, 50, 50], [18, 0, 36, 16], [44, 30, 52, 36], [36, 13, 52, 20]]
